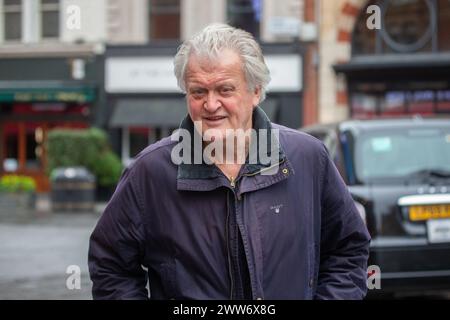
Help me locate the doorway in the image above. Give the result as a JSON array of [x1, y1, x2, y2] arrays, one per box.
[[1, 122, 48, 192]]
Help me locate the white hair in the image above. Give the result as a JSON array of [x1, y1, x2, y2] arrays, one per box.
[[174, 23, 271, 103]]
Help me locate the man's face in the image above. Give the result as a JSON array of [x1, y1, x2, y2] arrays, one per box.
[[185, 49, 261, 142]]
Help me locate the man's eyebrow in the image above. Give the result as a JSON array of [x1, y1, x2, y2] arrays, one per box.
[[217, 82, 235, 86], [187, 86, 207, 93], [186, 78, 237, 89], [214, 81, 237, 88]]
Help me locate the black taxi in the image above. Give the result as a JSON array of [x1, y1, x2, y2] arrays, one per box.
[[302, 117, 450, 296]]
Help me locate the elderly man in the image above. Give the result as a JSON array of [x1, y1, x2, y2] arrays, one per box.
[[88, 24, 370, 300]]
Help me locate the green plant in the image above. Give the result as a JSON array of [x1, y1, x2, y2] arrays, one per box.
[[91, 151, 123, 187], [0, 175, 36, 193], [47, 127, 123, 187]]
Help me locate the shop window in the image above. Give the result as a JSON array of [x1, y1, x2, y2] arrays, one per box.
[[351, 93, 378, 118], [25, 125, 43, 170], [408, 90, 435, 114], [437, 90, 450, 111], [227, 0, 261, 39], [149, 0, 180, 40], [123, 127, 176, 166], [41, 0, 60, 39], [3, 0, 22, 41], [129, 127, 151, 158], [3, 124, 19, 172], [351, 82, 450, 117], [380, 91, 407, 116]]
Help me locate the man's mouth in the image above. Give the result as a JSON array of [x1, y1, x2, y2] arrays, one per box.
[[203, 116, 227, 124]]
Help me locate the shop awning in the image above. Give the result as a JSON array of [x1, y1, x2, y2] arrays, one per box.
[[334, 53, 450, 75], [0, 81, 96, 103], [110, 98, 188, 127]]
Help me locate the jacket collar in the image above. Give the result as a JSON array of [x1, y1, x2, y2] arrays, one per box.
[[176, 106, 291, 191]]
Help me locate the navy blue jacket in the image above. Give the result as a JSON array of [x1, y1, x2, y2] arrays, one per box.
[[88, 107, 371, 300]]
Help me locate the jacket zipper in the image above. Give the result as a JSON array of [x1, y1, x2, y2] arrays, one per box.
[[230, 176, 236, 188], [230, 176, 244, 201], [225, 192, 234, 300], [227, 175, 242, 299]]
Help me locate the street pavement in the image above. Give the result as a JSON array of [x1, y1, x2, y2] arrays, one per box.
[[0, 209, 102, 300]]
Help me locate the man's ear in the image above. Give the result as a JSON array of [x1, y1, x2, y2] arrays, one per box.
[[252, 86, 261, 107]]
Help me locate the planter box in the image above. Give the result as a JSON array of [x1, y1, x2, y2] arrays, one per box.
[[0, 192, 36, 222]]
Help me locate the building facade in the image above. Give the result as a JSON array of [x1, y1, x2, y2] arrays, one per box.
[[0, 0, 318, 190], [0, 0, 107, 191], [320, 0, 450, 122], [4, 0, 449, 192]]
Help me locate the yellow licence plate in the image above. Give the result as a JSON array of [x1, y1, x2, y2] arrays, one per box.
[[409, 204, 450, 221]]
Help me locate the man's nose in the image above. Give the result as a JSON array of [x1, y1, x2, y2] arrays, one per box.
[[203, 92, 221, 113]]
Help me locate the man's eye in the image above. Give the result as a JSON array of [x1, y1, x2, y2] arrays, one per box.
[[220, 87, 233, 95], [191, 90, 205, 98]]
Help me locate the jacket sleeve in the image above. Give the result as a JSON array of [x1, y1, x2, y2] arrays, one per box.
[[314, 145, 371, 300], [88, 168, 149, 300]]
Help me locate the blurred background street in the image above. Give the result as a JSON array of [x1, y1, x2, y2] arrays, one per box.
[[0, 195, 103, 300], [1, 0, 450, 300]]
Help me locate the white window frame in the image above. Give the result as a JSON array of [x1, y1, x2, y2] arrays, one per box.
[[39, 0, 60, 41], [0, 0, 60, 44], [1, 0, 23, 43], [0, 0, 4, 43]]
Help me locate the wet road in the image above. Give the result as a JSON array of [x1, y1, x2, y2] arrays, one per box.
[[0, 212, 99, 300]]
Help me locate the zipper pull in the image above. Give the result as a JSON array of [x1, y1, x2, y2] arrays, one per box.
[[230, 176, 235, 188]]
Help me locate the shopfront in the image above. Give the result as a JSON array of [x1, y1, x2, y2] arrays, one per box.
[[0, 56, 102, 192], [334, 0, 450, 118]]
